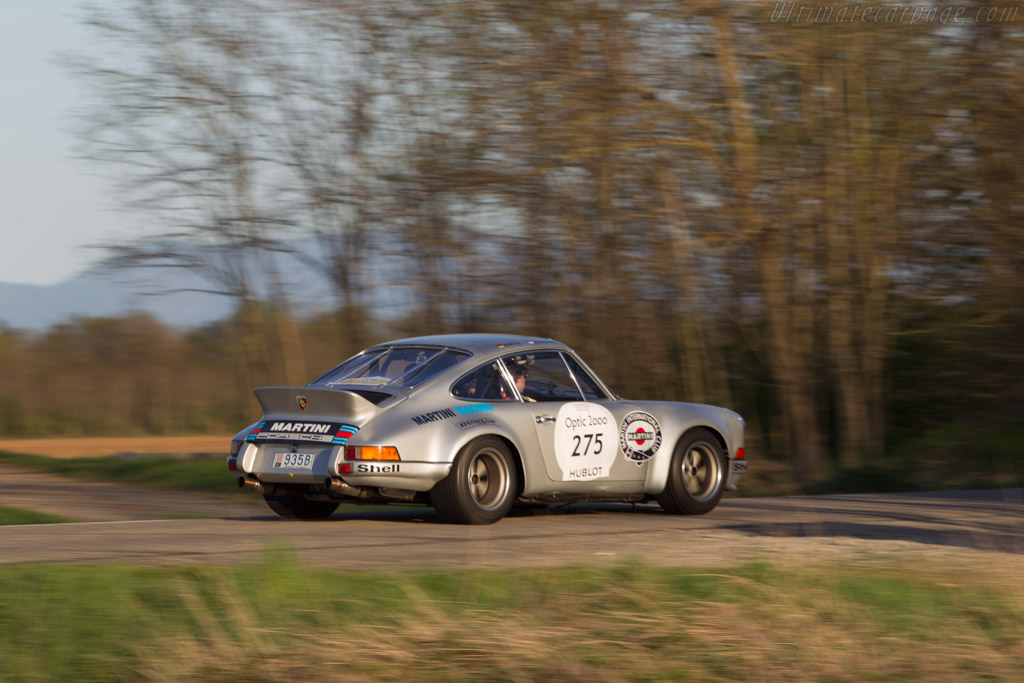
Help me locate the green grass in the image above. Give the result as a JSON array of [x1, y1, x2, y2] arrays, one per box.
[[0, 504, 74, 526], [0, 450, 238, 494], [888, 420, 1024, 488], [800, 464, 926, 495], [739, 420, 1024, 497], [0, 450, 410, 518], [0, 552, 1021, 682], [802, 421, 1024, 495]]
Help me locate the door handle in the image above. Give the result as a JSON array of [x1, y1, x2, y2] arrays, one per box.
[[535, 415, 555, 424]]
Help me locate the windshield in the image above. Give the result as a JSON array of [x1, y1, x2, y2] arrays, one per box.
[[309, 347, 469, 389]]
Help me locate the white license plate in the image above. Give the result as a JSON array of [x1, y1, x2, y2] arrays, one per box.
[[273, 452, 316, 470]]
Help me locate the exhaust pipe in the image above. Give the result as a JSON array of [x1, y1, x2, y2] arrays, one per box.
[[324, 477, 374, 499], [378, 487, 417, 502], [238, 476, 266, 494]]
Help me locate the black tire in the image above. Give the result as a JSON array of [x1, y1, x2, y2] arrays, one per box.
[[656, 428, 726, 515], [431, 437, 517, 524], [263, 494, 339, 520]]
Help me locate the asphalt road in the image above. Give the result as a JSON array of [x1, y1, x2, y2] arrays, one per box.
[[1, 466, 1021, 569]]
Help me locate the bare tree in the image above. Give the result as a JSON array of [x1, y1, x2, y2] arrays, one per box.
[[62, 0, 1024, 480]]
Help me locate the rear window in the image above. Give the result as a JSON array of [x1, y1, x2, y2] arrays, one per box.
[[309, 347, 469, 389]]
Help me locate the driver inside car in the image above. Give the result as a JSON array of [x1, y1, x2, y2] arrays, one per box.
[[506, 362, 536, 402]]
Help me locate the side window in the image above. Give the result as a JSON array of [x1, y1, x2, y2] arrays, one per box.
[[451, 362, 513, 401], [504, 351, 583, 402], [564, 354, 608, 400]]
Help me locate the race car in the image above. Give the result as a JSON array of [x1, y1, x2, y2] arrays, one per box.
[[229, 333, 747, 523]]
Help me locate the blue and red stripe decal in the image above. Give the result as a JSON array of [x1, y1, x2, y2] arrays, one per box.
[[245, 422, 266, 442], [333, 424, 359, 445]]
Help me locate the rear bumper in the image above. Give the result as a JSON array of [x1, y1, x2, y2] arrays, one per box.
[[239, 442, 449, 491], [726, 458, 747, 491], [337, 461, 451, 491]]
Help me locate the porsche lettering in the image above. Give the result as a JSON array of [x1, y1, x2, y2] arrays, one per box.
[[256, 432, 333, 443]]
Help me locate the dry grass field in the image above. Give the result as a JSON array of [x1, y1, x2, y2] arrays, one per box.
[[0, 435, 232, 459], [2, 554, 1022, 682]]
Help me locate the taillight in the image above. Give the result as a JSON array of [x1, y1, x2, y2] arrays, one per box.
[[345, 446, 401, 461], [735, 448, 746, 460], [227, 457, 238, 471]]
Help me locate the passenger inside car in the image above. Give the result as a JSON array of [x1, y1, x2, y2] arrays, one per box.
[[452, 363, 512, 401]]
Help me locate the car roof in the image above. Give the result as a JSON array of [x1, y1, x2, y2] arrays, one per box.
[[371, 333, 571, 357]]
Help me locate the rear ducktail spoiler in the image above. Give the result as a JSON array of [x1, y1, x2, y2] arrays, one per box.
[[254, 387, 383, 424]]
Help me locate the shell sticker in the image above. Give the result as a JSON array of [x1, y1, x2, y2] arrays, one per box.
[[553, 402, 617, 481], [619, 411, 662, 464]]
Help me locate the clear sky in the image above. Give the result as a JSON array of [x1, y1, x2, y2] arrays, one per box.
[[1, 1, 133, 286]]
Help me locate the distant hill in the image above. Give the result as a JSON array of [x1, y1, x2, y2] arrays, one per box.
[[0, 243, 406, 331], [0, 269, 234, 330]]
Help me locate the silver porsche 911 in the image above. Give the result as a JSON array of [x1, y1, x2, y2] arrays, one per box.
[[229, 333, 747, 524]]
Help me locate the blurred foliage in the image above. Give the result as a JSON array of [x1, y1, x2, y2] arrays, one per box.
[[0, 450, 409, 512], [0, 310, 363, 437], [0, 505, 74, 527], [13, 0, 1020, 481], [0, 555, 1021, 681], [0, 449, 241, 494]]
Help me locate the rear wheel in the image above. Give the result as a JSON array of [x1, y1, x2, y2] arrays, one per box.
[[263, 495, 339, 520], [656, 428, 726, 515], [431, 437, 516, 524]]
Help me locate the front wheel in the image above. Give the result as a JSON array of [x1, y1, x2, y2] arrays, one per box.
[[431, 437, 517, 524], [656, 428, 726, 515], [263, 495, 339, 520]]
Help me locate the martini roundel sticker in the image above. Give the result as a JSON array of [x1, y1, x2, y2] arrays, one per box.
[[554, 402, 617, 481], [619, 411, 662, 463]]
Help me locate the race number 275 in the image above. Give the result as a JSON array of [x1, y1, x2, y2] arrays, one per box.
[[572, 433, 603, 457]]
